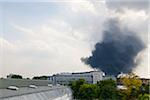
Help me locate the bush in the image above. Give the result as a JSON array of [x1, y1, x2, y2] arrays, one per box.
[[97, 79, 118, 100], [138, 94, 150, 100], [69, 79, 86, 99], [79, 84, 98, 100]]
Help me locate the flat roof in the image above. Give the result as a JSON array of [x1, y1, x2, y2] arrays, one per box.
[[53, 71, 104, 76], [0, 86, 62, 99]]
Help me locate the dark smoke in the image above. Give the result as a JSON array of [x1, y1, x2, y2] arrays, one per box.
[[81, 19, 145, 76]]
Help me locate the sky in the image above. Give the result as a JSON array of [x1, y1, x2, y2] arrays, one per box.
[[0, 0, 149, 78]]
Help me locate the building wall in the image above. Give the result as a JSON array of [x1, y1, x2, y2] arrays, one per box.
[[0, 79, 52, 89], [51, 71, 104, 85], [92, 71, 104, 84], [55, 74, 93, 84], [103, 75, 116, 81]]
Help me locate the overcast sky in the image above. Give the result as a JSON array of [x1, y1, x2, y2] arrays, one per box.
[[0, 0, 149, 78]]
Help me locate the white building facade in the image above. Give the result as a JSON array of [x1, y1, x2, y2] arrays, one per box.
[[50, 71, 104, 85]]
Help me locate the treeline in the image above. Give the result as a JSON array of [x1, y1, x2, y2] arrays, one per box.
[[7, 74, 23, 79], [6, 74, 49, 80], [69, 75, 150, 100], [32, 76, 49, 80]]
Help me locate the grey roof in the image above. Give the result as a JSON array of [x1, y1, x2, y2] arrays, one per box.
[[0, 86, 62, 99]]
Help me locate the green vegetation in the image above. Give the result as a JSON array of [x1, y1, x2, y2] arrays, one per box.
[[69, 79, 118, 100], [138, 94, 150, 100], [32, 76, 49, 80], [79, 84, 98, 99], [97, 79, 118, 100], [69, 79, 86, 99], [69, 74, 150, 100], [7, 74, 23, 79], [119, 73, 143, 100]]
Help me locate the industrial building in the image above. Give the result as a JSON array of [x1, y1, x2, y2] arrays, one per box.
[[0, 79, 72, 100], [103, 75, 116, 81], [49, 70, 105, 85]]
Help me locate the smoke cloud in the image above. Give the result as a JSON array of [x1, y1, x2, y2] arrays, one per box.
[[81, 19, 145, 76]]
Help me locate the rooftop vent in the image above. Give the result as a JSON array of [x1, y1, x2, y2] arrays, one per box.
[[7, 86, 19, 90], [48, 84, 53, 87], [29, 85, 37, 89]]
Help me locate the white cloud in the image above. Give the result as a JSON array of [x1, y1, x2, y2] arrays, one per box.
[[117, 9, 149, 44], [105, 0, 149, 13], [134, 45, 150, 78], [0, 0, 149, 78], [1, 19, 94, 78]]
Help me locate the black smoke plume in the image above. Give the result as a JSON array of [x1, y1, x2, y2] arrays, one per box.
[[81, 19, 145, 76]]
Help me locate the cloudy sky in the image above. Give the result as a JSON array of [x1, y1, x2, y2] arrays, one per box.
[[0, 0, 149, 78]]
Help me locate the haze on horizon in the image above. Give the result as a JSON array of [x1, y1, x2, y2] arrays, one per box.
[[0, 0, 149, 78]]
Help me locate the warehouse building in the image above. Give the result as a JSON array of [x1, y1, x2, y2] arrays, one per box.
[[0, 79, 72, 100], [49, 70, 105, 85]]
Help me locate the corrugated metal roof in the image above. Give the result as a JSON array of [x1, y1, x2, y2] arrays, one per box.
[[0, 86, 72, 100], [0, 79, 72, 100], [0, 86, 56, 98]]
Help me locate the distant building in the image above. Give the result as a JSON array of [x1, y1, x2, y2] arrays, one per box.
[[103, 75, 116, 81], [140, 78, 150, 85], [117, 72, 128, 78], [117, 85, 127, 90], [49, 71, 104, 85]]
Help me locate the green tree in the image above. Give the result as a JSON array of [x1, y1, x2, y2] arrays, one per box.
[[97, 79, 118, 100], [140, 83, 150, 94], [138, 83, 150, 100], [117, 90, 128, 100], [32, 76, 48, 80], [138, 94, 150, 100], [120, 73, 142, 100], [79, 84, 98, 100], [145, 83, 150, 94], [69, 79, 86, 99], [7, 74, 23, 79]]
